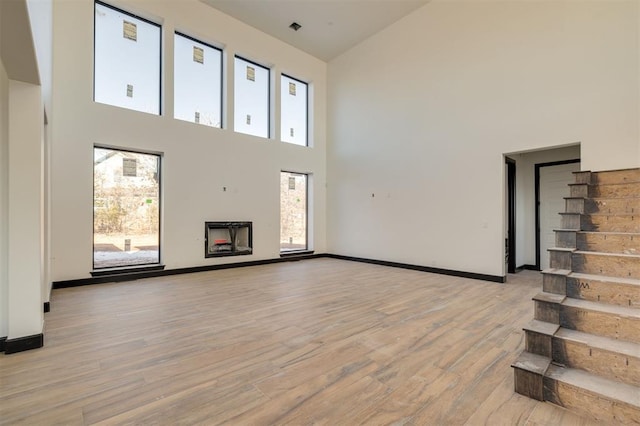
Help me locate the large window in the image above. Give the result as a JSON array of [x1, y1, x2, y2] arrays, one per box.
[[281, 74, 308, 146], [174, 33, 223, 128], [280, 172, 308, 252], [93, 147, 161, 269], [234, 56, 270, 138], [94, 1, 161, 114]]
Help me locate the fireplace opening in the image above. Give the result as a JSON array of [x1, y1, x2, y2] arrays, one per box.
[[205, 222, 252, 257]]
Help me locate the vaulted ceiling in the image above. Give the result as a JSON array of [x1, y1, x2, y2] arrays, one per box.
[[200, 0, 430, 62]]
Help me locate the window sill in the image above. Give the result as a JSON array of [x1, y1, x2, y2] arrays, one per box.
[[91, 264, 165, 277], [280, 250, 314, 258]]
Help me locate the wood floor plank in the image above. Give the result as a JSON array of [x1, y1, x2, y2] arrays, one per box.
[[0, 259, 596, 425]]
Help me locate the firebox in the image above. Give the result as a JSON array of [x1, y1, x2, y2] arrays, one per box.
[[204, 222, 253, 257]]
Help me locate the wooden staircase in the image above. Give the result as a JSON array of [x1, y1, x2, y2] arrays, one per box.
[[512, 168, 640, 423]]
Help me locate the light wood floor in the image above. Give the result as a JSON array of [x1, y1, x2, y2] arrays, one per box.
[[1, 258, 599, 425]]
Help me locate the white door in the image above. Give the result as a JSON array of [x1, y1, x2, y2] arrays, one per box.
[[539, 162, 580, 269]]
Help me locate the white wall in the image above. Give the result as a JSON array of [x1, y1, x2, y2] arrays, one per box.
[[7, 80, 44, 338], [510, 145, 581, 268], [328, 0, 639, 277], [0, 0, 47, 343], [26, 0, 52, 305], [26, 0, 52, 114], [0, 52, 8, 339], [51, 0, 327, 281]]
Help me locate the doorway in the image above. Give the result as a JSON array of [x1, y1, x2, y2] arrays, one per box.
[[536, 159, 580, 270], [506, 157, 516, 274]]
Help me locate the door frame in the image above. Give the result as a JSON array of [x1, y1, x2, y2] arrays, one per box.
[[534, 158, 580, 270], [506, 157, 516, 274]]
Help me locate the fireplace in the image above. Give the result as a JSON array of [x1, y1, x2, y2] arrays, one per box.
[[205, 222, 253, 257]]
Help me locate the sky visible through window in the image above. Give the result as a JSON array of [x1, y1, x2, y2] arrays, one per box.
[[95, 2, 309, 142], [174, 33, 222, 128], [281, 75, 308, 146], [234, 56, 269, 138], [94, 2, 161, 115]]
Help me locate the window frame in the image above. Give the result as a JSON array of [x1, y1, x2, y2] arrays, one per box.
[[93, 0, 163, 115], [279, 170, 309, 254], [233, 55, 271, 139], [92, 145, 163, 271], [280, 73, 309, 147], [173, 31, 224, 128]]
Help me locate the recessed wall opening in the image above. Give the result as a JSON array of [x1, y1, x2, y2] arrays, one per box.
[[204, 222, 253, 257], [503, 144, 581, 276]]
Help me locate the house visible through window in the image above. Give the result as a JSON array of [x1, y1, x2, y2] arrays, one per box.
[[234, 56, 270, 138], [93, 147, 161, 269], [174, 32, 223, 128], [94, 1, 161, 114], [281, 74, 308, 146]]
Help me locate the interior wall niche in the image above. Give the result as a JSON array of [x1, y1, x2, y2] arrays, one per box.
[[205, 222, 252, 257]]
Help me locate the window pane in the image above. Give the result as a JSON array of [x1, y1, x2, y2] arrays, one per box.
[[174, 33, 222, 128], [94, 2, 161, 114], [281, 75, 308, 146], [94, 147, 161, 269], [234, 56, 269, 138], [280, 172, 307, 252]]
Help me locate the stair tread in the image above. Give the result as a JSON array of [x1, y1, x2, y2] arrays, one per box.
[[542, 268, 571, 276], [547, 247, 576, 253], [569, 271, 640, 286], [579, 196, 640, 201], [577, 231, 640, 236], [589, 181, 640, 187], [574, 250, 640, 259], [545, 364, 640, 407], [584, 196, 640, 201], [555, 327, 640, 358], [533, 292, 566, 304], [584, 213, 640, 217], [512, 351, 551, 375], [524, 319, 560, 336], [563, 298, 640, 318]]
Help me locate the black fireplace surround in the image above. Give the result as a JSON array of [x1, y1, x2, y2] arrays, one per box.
[[205, 222, 253, 258]]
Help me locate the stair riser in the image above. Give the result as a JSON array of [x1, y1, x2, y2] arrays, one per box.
[[592, 169, 640, 185], [560, 305, 640, 344], [552, 338, 640, 387], [566, 276, 640, 308], [570, 184, 589, 198], [535, 300, 560, 324], [590, 183, 640, 198], [556, 231, 576, 249], [514, 367, 545, 401], [573, 171, 592, 184], [576, 233, 640, 255], [572, 252, 640, 279], [549, 251, 572, 270], [525, 330, 553, 358], [585, 198, 640, 215], [543, 378, 640, 424], [543, 273, 566, 295], [565, 198, 585, 214], [561, 214, 581, 230], [582, 215, 640, 233]]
